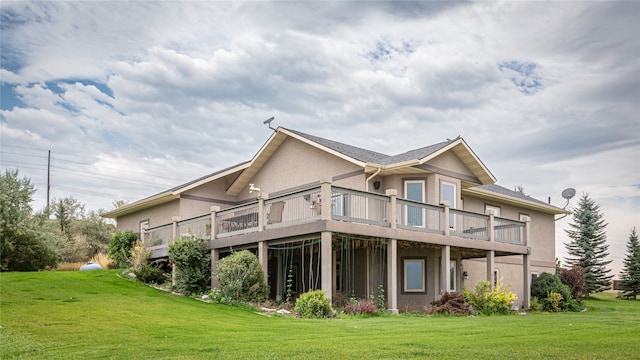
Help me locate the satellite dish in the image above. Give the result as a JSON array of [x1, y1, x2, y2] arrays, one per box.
[[561, 188, 576, 200]]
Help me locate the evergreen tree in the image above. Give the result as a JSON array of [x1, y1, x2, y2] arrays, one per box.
[[619, 228, 640, 300], [564, 193, 613, 296]]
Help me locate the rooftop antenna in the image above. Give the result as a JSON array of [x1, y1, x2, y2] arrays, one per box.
[[263, 116, 276, 131], [555, 187, 576, 221]]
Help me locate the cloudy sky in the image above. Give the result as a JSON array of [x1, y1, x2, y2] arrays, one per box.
[[1, 1, 638, 275]]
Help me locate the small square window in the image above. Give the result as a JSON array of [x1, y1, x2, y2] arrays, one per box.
[[404, 258, 426, 293]]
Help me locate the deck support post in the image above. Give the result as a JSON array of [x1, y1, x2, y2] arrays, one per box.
[[486, 250, 495, 291], [321, 231, 333, 301], [441, 245, 451, 295], [387, 238, 398, 314], [171, 216, 180, 287], [521, 215, 532, 310], [211, 248, 220, 288], [523, 253, 531, 310], [258, 241, 268, 286]]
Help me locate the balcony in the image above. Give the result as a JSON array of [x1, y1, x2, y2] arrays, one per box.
[[143, 182, 528, 258]]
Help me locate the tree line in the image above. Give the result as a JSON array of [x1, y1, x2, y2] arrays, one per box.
[[1, 169, 115, 271]]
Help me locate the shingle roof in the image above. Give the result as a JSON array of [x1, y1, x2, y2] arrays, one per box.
[[286, 128, 456, 165], [475, 184, 558, 208], [285, 128, 390, 163]]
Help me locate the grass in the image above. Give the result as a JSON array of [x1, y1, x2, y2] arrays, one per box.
[[1, 271, 639, 359]]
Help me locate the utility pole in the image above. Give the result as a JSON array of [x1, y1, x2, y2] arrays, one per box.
[[47, 150, 51, 215]]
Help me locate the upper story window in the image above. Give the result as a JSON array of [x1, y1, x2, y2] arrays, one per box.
[[404, 180, 425, 227], [441, 181, 456, 229], [485, 204, 501, 217]]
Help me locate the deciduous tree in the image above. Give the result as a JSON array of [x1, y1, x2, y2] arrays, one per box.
[[0, 169, 59, 271]]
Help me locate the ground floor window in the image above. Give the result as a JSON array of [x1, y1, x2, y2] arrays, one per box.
[[403, 258, 426, 293], [449, 260, 457, 292]]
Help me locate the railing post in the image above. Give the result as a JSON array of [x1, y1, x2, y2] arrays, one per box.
[[486, 209, 495, 243], [386, 189, 397, 229], [140, 222, 149, 247], [209, 206, 220, 289], [520, 214, 531, 246], [210, 206, 220, 240], [171, 216, 181, 242], [320, 177, 332, 221], [258, 193, 267, 231], [440, 200, 450, 236]]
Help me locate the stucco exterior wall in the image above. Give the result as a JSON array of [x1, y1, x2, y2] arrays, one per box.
[[428, 151, 474, 177], [247, 137, 364, 201], [116, 199, 180, 233]]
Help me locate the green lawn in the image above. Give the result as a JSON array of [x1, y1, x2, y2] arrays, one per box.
[[1, 271, 639, 359]]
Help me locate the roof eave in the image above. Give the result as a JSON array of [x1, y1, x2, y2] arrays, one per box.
[[101, 192, 180, 219], [463, 187, 569, 215]]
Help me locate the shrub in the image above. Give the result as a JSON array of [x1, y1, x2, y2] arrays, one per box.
[[134, 263, 167, 284], [531, 272, 578, 312], [108, 231, 138, 269], [559, 265, 588, 301], [427, 292, 471, 316], [343, 299, 378, 316], [295, 290, 332, 319], [543, 291, 563, 312], [168, 236, 211, 295], [214, 250, 268, 303], [463, 279, 517, 315]]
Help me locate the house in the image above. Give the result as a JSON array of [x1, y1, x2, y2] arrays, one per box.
[[103, 127, 566, 312]]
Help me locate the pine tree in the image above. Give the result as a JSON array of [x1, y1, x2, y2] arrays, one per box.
[[619, 228, 640, 300], [564, 193, 613, 296]]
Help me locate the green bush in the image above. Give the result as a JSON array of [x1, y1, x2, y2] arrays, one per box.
[[543, 291, 563, 312], [168, 236, 211, 295], [295, 290, 332, 319], [531, 272, 578, 312], [214, 250, 268, 303], [134, 264, 167, 284], [108, 231, 138, 269], [463, 279, 517, 315]]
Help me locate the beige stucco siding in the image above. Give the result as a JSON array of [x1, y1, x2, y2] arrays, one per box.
[[428, 151, 475, 177], [246, 137, 364, 201], [116, 199, 180, 233]]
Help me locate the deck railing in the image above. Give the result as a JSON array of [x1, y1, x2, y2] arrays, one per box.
[[145, 224, 173, 248], [177, 214, 211, 239], [494, 217, 525, 244], [331, 186, 389, 227], [265, 188, 321, 229], [396, 199, 443, 234], [144, 183, 528, 248], [450, 209, 490, 240], [216, 203, 260, 236]]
